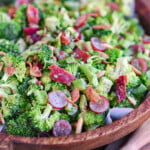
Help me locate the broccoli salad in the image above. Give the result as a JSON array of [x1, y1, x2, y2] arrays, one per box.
[[0, 0, 149, 137]]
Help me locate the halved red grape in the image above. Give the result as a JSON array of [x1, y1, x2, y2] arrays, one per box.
[[48, 90, 67, 109], [23, 27, 39, 35], [143, 36, 150, 44], [131, 58, 148, 72], [52, 120, 72, 137], [90, 37, 106, 52], [74, 15, 87, 28], [89, 95, 109, 113], [130, 44, 145, 54]]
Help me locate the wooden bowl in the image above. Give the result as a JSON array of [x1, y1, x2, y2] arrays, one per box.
[[0, 96, 150, 150], [0, 0, 150, 149]]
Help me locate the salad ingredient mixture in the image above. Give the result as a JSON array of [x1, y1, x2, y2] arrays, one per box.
[[0, 0, 149, 137]]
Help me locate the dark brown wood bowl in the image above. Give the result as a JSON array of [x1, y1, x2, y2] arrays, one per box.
[[0, 96, 150, 150], [0, 0, 150, 149]]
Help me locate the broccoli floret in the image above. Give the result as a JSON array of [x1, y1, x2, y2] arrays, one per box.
[[29, 104, 60, 132], [60, 113, 70, 122], [133, 84, 148, 100], [28, 90, 48, 106], [79, 64, 98, 87], [14, 4, 28, 28], [96, 77, 113, 97], [106, 57, 141, 88], [0, 77, 19, 100], [79, 95, 87, 112], [140, 72, 150, 90], [1, 0, 15, 5], [109, 91, 139, 108], [0, 13, 21, 40], [38, 44, 52, 68], [41, 71, 51, 85], [6, 114, 36, 137], [51, 82, 67, 91], [105, 48, 123, 63], [65, 63, 79, 76], [65, 103, 78, 116], [72, 79, 87, 91], [0, 39, 19, 54], [2, 54, 26, 82], [1, 94, 24, 119], [82, 111, 105, 128], [18, 77, 30, 95]]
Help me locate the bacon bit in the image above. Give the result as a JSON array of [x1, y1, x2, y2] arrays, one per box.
[[99, 52, 109, 59], [72, 88, 80, 102], [102, 60, 110, 65], [86, 86, 100, 103], [0, 112, 5, 125], [8, 7, 16, 18], [101, 43, 113, 49], [107, 2, 119, 11], [66, 98, 78, 107], [5, 63, 15, 76], [54, 0, 60, 5], [85, 12, 99, 17], [127, 97, 137, 106], [83, 44, 88, 51], [131, 65, 142, 76], [97, 71, 106, 79], [0, 62, 3, 72], [42, 28, 47, 38], [61, 32, 70, 45], [93, 24, 111, 30], [26, 61, 42, 77], [10, 89, 14, 94], [36, 80, 42, 85], [75, 117, 83, 134], [116, 45, 121, 49], [0, 51, 6, 56], [26, 4, 40, 26]]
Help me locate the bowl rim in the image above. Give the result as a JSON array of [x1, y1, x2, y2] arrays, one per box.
[[0, 96, 150, 149]]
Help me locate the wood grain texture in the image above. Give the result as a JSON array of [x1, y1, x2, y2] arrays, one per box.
[[0, 97, 150, 150], [136, 0, 150, 34]]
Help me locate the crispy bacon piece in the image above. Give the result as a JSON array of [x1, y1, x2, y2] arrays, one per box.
[[71, 88, 80, 102], [73, 48, 91, 63], [48, 64, 75, 86], [93, 24, 111, 30], [61, 32, 70, 45], [0, 62, 3, 72], [86, 86, 100, 103], [4, 63, 15, 76], [26, 61, 42, 77], [116, 75, 127, 102]]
